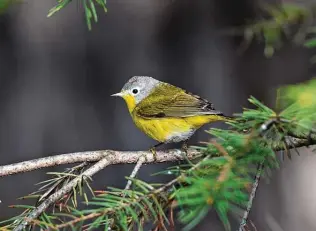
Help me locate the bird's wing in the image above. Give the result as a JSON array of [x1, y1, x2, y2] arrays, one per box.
[[135, 83, 223, 118]]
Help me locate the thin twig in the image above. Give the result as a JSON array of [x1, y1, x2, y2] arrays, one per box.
[[238, 162, 264, 231], [11, 151, 201, 231], [0, 149, 201, 177], [13, 157, 112, 231], [124, 156, 146, 191], [54, 156, 210, 230]]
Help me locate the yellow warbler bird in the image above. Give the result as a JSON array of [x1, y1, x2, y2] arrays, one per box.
[[112, 76, 229, 153]]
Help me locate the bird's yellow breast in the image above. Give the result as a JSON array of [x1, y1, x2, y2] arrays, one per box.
[[132, 116, 192, 142], [121, 93, 225, 143], [131, 113, 223, 143]]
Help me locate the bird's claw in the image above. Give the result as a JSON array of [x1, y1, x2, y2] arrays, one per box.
[[181, 141, 189, 156], [150, 147, 158, 161]]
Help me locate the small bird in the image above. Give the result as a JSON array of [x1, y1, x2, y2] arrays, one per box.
[[112, 76, 229, 155]]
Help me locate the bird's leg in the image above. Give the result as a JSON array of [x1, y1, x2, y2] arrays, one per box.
[[181, 140, 189, 155], [150, 142, 164, 161]]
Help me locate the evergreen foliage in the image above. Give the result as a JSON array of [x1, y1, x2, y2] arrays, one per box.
[[238, 3, 315, 57], [0, 0, 19, 14], [48, 0, 107, 30], [0, 2, 316, 231]]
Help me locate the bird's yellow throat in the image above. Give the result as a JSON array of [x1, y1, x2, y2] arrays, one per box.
[[121, 94, 137, 113]]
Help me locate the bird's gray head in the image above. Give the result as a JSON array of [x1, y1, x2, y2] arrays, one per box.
[[111, 76, 160, 104]]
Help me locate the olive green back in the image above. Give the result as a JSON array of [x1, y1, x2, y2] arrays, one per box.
[[134, 82, 223, 118]]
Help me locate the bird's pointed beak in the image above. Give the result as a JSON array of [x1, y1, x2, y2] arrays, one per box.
[[111, 92, 124, 97]]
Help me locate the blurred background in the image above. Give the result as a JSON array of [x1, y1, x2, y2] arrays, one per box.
[[0, 0, 315, 230]]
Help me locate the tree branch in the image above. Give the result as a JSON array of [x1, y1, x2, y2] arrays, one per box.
[[124, 156, 146, 191], [0, 149, 201, 177], [2, 136, 315, 231], [12, 152, 203, 231], [14, 157, 112, 231], [237, 136, 316, 231], [238, 162, 264, 231], [0, 136, 312, 178], [54, 156, 210, 230]]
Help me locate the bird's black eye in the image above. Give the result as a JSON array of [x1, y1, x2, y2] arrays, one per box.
[[132, 89, 139, 94]]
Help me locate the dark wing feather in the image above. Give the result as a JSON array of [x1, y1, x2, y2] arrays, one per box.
[[135, 83, 223, 118]]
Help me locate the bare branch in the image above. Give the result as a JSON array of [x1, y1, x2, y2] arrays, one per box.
[[54, 156, 210, 230], [14, 152, 204, 231], [13, 157, 112, 231], [0, 136, 312, 178], [237, 136, 316, 231], [124, 156, 146, 191], [238, 162, 264, 231], [2, 136, 315, 230], [0, 149, 201, 177]]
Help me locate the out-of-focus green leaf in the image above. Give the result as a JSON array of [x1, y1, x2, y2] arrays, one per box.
[[278, 78, 316, 110], [277, 79, 316, 135], [304, 39, 316, 48], [240, 3, 313, 58], [0, 0, 19, 14]]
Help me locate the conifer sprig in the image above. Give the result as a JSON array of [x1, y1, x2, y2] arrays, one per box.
[[231, 3, 316, 57], [48, 0, 107, 30]]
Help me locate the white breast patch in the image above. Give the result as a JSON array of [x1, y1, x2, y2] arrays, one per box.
[[165, 129, 196, 143]]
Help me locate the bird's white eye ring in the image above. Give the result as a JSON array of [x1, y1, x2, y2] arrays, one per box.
[[132, 88, 139, 94]]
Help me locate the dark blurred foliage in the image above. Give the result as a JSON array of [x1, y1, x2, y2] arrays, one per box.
[[0, 0, 315, 230]]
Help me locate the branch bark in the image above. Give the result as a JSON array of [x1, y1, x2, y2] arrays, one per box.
[[238, 162, 264, 231], [1, 136, 315, 231], [237, 136, 316, 231], [124, 156, 146, 191], [0, 136, 312, 178], [14, 157, 112, 231], [12, 150, 200, 231], [0, 149, 201, 177]]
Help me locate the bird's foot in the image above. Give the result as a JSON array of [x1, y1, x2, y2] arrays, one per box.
[[181, 141, 189, 156], [150, 147, 158, 161], [150, 142, 164, 161]]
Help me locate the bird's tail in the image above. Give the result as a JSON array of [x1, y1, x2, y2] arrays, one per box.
[[219, 114, 236, 123], [202, 113, 234, 124]]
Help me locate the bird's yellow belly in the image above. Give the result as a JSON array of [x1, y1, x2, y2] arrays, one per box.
[[132, 114, 221, 143]]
